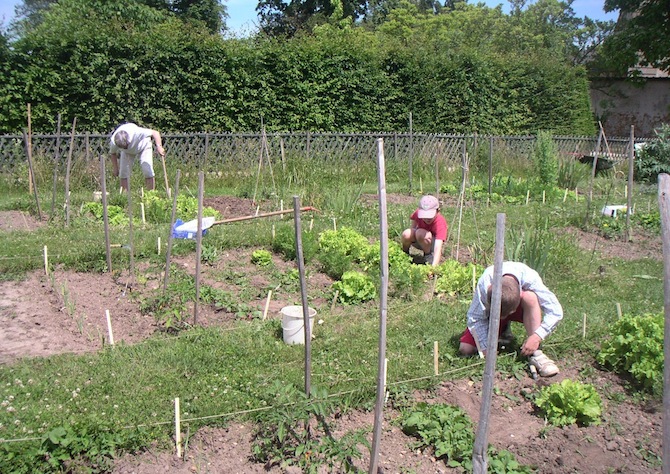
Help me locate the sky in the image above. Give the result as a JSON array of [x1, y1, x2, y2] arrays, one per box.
[[0, 0, 619, 35]]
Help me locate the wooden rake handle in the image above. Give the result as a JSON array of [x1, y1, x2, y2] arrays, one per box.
[[212, 206, 319, 226]]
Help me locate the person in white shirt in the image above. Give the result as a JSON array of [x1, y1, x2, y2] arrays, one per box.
[[459, 261, 563, 377], [109, 123, 166, 191]]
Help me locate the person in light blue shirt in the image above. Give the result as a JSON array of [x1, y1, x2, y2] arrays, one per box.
[[459, 261, 563, 377]]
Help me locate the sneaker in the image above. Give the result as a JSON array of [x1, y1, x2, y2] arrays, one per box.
[[529, 350, 559, 377], [498, 324, 515, 346]]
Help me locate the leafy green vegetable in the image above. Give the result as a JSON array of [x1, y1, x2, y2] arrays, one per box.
[[251, 249, 273, 266], [332, 271, 376, 304], [597, 313, 664, 395], [535, 379, 602, 427], [401, 403, 474, 466]]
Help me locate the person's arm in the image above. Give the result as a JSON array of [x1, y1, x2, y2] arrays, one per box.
[[110, 153, 120, 176], [431, 239, 444, 266], [519, 291, 542, 356], [150, 130, 166, 158]]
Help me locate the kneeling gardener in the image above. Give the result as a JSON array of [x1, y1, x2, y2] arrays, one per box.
[[458, 261, 562, 377]]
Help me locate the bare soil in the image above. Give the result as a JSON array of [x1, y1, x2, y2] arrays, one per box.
[[0, 197, 663, 473]]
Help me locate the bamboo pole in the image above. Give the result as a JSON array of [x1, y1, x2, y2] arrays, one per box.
[[163, 170, 181, 292], [194, 171, 204, 326], [27, 104, 32, 195], [64, 117, 77, 227], [657, 173, 670, 474], [126, 171, 135, 279], [473, 213, 506, 474], [625, 125, 635, 242], [51, 113, 62, 220], [292, 196, 312, 396], [22, 129, 42, 221], [585, 125, 604, 226], [262, 290, 272, 320], [369, 138, 389, 474], [43, 246, 48, 276], [100, 156, 112, 272]]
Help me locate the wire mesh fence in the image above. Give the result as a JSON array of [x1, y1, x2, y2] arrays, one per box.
[[0, 130, 639, 174]]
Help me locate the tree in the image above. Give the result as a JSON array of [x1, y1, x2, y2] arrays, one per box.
[[602, 0, 670, 72], [257, 0, 367, 36], [11, 0, 227, 36]]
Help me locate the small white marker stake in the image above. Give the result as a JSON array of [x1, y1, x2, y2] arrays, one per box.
[[43, 245, 48, 276], [157, 237, 161, 254], [263, 290, 272, 320], [563, 188, 568, 203], [174, 397, 182, 458], [525, 190, 530, 205], [255, 205, 260, 216], [616, 302, 622, 319], [280, 200, 284, 218], [272, 224, 275, 240], [542, 190, 546, 204], [309, 217, 314, 232], [575, 187, 578, 202], [434, 341, 439, 376], [140, 203, 146, 224], [332, 217, 337, 231], [105, 310, 115, 345], [140, 187, 144, 199], [582, 313, 587, 338]]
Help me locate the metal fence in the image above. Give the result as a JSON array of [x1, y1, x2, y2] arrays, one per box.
[[0, 131, 640, 173]]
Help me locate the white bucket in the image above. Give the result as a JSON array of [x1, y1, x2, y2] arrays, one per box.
[[281, 305, 316, 345]]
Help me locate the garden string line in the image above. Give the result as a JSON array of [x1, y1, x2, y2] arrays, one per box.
[[0, 353, 503, 446]]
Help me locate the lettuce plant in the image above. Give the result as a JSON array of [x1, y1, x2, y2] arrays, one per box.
[[597, 313, 664, 395], [535, 379, 602, 427]]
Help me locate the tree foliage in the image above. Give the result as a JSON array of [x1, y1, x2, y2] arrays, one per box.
[[602, 0, 670, 72], [0, 0, 596, 135]]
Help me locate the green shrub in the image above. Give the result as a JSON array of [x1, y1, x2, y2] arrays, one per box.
[[597, 313, 664, 395], [535, 379, 602, 427], [635, 124, 670, 183], [534, 130, 559, 187], [271, 226, 319, 263]]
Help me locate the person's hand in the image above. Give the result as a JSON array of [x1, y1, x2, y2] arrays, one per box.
[[157, 145, 166, 158], [520, 334, 541, 356]]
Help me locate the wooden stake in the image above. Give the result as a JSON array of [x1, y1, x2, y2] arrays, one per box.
[[255, 205, 260, 216], [309, 217, 313, 232], [563, 188, 568, 203], [433, 341, 439, 376], [105, 309, 115, 345], [582, 313, 587, 338], [263, 290, 272, 320], [575, 187, 579, 202], [140, 203, 146, 224], [272, 224, 275, 240], [43, 245, 49, 276], [616, 302, 622, 319], [525, 190, 530, 205], [332, 217, 337, 231], [174, 397, 182, 458], [542, 190, 546, 204], [157, 237, 161, 255]]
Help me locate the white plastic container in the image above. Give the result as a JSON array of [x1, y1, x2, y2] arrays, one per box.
[[281, 305, 316, 345], [601, 205, 629, 218]]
